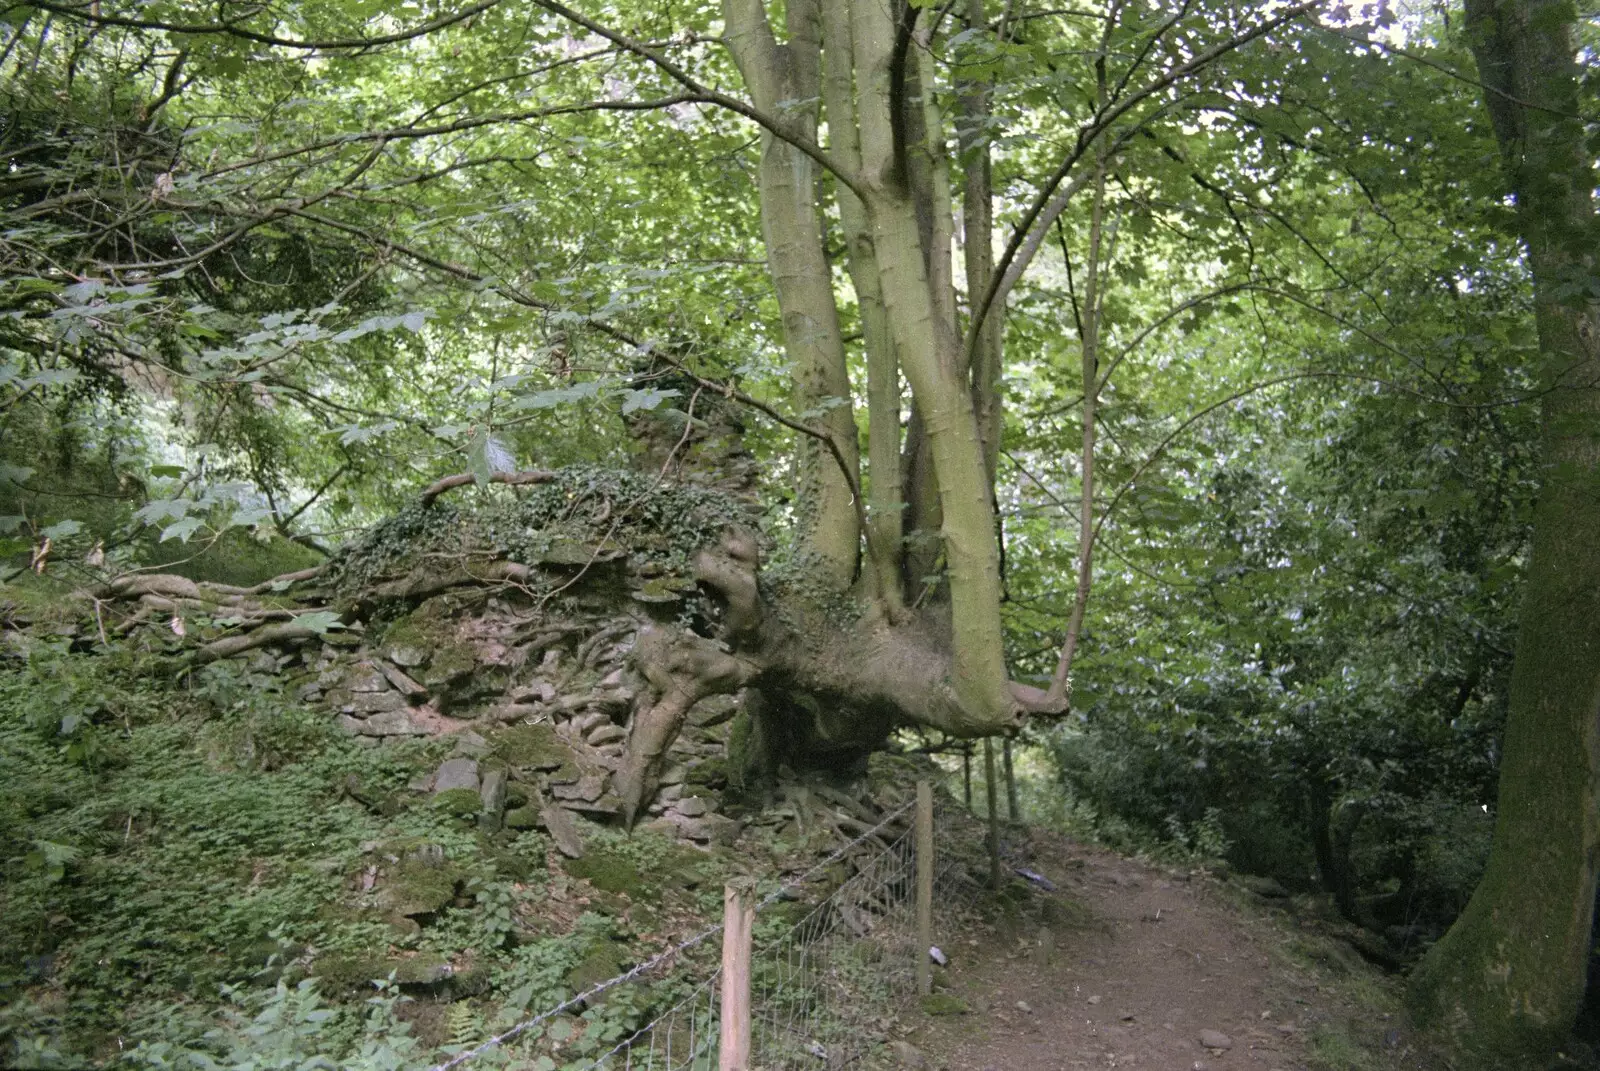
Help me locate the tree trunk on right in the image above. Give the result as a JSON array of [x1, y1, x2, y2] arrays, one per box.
[[1407, 1, 1600, 1059]]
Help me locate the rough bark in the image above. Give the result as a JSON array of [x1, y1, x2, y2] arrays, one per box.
[[1408, 1, 1600, 1060]]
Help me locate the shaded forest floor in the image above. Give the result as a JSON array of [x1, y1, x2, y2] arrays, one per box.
[[906, 827, 1519, 1071]]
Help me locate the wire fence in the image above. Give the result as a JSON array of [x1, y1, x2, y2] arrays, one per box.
[[433, 784, 995, 1071]]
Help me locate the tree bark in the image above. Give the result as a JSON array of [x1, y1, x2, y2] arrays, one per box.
[[1408, 1, 1600, 1059], [851, 0, 1016, 729], [722, 0, 860, 588], [821, 0, 903, 610], [958, 0, 1003, 484]]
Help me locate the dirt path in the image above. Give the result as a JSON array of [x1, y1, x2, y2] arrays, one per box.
[[908, 829, 1436, 1071]]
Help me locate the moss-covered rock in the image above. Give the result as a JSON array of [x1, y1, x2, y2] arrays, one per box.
[[920, 993, 969, 1016], [382, 857, 463, 918], [431, 787, 484, 820], [493, 723, 579, 771], [504, 805, 542, 831], [684, 758, 730, 790], [566, 941, 628, 1003], [312, 952, 391, 994], [564, 849, 644, 897]]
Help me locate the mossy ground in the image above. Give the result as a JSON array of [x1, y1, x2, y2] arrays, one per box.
[[0, 639, 740, 1068]]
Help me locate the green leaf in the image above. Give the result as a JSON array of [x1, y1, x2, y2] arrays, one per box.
[[511, 380, 603, 410], [161, 517, 206, 543], [290, 611, 345, 635], [0, 464, 34, 487], [620, 387, 680, 414]]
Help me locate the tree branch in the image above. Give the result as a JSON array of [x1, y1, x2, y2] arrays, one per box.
[[965, 1, 1323, 363], [21, 0, 503, 51], [527, 0, 866, 199]]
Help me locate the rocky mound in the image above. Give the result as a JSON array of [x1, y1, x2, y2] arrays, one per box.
[[45, 465, 858, 852]]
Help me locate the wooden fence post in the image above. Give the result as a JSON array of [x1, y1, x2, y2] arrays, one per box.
[[916, 779, 934, 996], [719, 880, 754, 1071], [1003, 737, 1020, 823], [962, 743, 973, 808], [984, 738, 1002, 889]]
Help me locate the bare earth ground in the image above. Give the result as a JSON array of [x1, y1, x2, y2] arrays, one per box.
[[907, 829, 1447, 1071]]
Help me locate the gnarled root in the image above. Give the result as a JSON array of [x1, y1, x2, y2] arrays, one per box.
[[617, 624, 756, 825]]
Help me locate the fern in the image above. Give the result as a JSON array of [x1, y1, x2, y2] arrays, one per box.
[[445, 1001, 483, 1050]]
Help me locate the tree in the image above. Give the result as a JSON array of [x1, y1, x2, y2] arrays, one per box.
[[11, 1, 1468, 830], [1408, 0, 1600, 1058]]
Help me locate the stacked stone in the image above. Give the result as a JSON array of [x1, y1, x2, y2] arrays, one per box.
[[285, 596, 743, 849]]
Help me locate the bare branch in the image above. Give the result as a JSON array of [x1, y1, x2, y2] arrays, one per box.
[[419, 469, 561, 506], [20, 0, 503, 52]]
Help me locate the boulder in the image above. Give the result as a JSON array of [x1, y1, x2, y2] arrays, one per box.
[[340, 690, 407, 715], [492, 723, 579, 771], [551, 774, 607, 802], [387, 644, 429, 668], [343, 663, 390, 693], [587, 723, 627, 747], [673, 796, 710, 818], [542, 804, 585, 858], [339, 709, 428, 736], [432, 757, 480, 794], [377, 660, 427, 697], [479, 768, 508, 831]]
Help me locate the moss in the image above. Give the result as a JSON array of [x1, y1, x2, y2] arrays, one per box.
[[725, 709, 752, 790], [493, 723, 578, 770], [1305, 1023, 1380, 1071], [378, 609, 453, 667], [504, 805, 541, 830], [312, 952, 391, 994], [431, 787, 484, 819], [564, 849, 645, 897], [383, 858, 463, 917], [566, 941, 628, 1002], [684, 758, 730, 789], [919, 993, 969, 1016], [422, 641, 478, 689], [150, 526, 325, 588]]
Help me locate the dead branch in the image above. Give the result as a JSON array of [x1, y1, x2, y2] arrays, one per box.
[[419, 469, 559, 506]]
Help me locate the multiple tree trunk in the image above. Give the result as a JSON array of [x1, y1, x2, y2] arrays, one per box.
[[719, 0, 1024, 734]]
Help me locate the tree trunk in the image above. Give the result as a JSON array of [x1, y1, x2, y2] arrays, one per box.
[[820, 0, 903, 610], [1408, 2, 1600, 1059], [722, 0, 860, 588], [851, 0, 1016, 729], [959, 0, 1003, 484]]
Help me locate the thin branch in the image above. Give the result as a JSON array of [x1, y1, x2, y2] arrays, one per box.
[[20, 0, 503, 52], [419, 469, 561, 506], [967, 0, 1323, 362], [527, 0, 866, 199]]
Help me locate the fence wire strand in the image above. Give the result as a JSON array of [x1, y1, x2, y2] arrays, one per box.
[[441, 790, 981, 1071]]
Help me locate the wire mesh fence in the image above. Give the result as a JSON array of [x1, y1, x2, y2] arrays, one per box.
[[574, 970, 722, 1071], [440, 782, 994, 1071], [746, 813, 919, 1069]]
